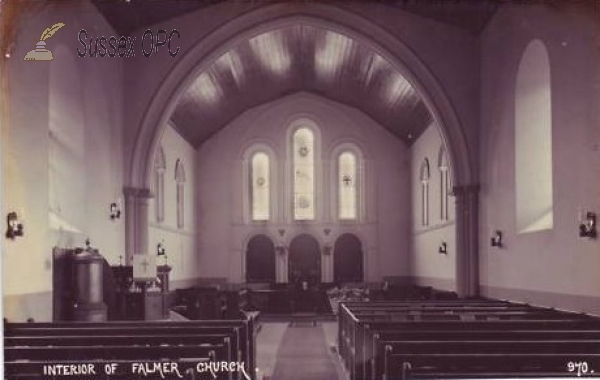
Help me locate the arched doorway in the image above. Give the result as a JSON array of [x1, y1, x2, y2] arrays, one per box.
[[246, 235, 276, 283], [288, 234, 321, 312], [334, 233, 363, 284], [288, 234, 321, 286]]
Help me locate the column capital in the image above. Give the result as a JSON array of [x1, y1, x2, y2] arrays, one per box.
[[123, 186, 153, 199]]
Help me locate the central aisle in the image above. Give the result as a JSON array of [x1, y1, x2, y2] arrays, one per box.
[[270, 323, 339, 380]]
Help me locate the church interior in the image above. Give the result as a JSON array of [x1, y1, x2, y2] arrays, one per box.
[[1, 1, 600, 379]]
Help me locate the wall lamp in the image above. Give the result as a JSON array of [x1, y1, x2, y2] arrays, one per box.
[[110, 202, 121, 220], [323, 228, 333, 256], [6, 212, 24, 239], [438, 241, 447, 255], [579, 211, 597, 239], [276, 228, 287, 256], [157, 242, 166, 256], [490, 230, 503, 248]]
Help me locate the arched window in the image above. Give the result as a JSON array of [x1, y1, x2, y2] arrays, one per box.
[[420, 158, 430, 226], [338, 150, 359, 220], [438, 145, 449, 222], [154, 145, 166, 223], [250, 152, 270, 221], [175, 159, 186, 229], [515, 39, 553, 233], [48, 45, 85, 232], [293, 127, 315, 220]]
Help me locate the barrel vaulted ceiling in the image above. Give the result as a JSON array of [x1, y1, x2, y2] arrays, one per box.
[[93, 1, 500, 147]]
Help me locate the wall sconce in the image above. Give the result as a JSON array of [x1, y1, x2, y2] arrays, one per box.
[[6, 212, 24, 239], [491, 230, 503, 248], [438, 241, 447, 255], [157, 241, 168, 265], [323, 228, 332, 255], [157, 242, 166, 256], [109, 202, 121, 220], [276, 228, 286, 256], [579, 211, 597, 239]]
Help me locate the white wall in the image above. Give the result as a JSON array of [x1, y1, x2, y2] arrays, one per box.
[[409, 124, 456, 290], [195, 93, 409, 283], [2, 2, 124, 321], [479, 3, 600, 314], [149, 124, 197, 285]]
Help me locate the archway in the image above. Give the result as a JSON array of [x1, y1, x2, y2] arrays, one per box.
[[126, 3, 478, 296], [245, 234, 276, 283], [288, 233, 321, 312], [288, 234, 321, 286], [333, 233, 363, 284]]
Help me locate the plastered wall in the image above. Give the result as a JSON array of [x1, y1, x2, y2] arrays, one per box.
[[195, 93, 409, 283], [479, 3, 600, 314], [148, 124, 197, 285], [409, 124, 456, 290], [2, 3, 125, 321]]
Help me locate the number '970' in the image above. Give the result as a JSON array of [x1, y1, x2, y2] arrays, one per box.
[[567, 361, 594, 377]]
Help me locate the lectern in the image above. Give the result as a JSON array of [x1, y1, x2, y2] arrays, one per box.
[[112, 264, 171, 320]]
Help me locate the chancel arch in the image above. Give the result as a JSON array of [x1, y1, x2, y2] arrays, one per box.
[[245, 234, 276, 283], [127, 4, 478, 296]]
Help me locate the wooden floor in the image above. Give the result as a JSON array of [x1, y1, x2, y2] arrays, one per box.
[[256, 321, 346, 380]]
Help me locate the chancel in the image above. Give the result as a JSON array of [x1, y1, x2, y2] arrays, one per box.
[[2, 1, 600, 380]]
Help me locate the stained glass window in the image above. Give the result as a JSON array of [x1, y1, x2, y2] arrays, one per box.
[[293, 128, 315, 220], [339, 151, 357, 220], [251, 152, 270, 221]]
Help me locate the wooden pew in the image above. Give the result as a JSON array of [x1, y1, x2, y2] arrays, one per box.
[[374, 339, 600, 379], [350, 321, 600, 380], [365, 329, 600, 379], [339, 301, 600, 380], [4, 319, 257, 380], [6, 318, 257, 376], [385, 352, 600, 380]]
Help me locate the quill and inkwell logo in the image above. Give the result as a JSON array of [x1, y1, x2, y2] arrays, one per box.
[[23, 23, 65, 61]]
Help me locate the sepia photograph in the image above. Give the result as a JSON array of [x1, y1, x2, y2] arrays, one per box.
[[1, 0, 599, 379]]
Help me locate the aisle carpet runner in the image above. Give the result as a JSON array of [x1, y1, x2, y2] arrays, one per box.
[[270, 323, 338, 380]]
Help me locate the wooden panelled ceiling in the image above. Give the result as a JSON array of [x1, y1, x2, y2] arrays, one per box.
[[93, 1, 500, 147], [172, 25, 432, 146]]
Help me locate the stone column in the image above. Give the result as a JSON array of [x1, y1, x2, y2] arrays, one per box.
[[453, 184, 480, 298], [123, 187, 153, 265]]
